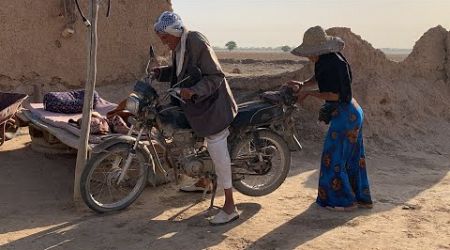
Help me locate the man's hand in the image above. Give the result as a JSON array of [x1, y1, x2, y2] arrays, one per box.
[[180, 88, 196, 100], [150, 67, 160, 79], [286, 80, 303, 93]]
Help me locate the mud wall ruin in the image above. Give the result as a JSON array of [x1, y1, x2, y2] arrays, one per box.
[[0, 0, 172, 102], [328, 26, 450, 150], [228, 26, 450, 150], [1, 3, 449, 150]]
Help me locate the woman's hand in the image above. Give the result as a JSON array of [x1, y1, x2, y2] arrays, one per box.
[[286, 80, 303, 93], [150, 67, 161, 79]]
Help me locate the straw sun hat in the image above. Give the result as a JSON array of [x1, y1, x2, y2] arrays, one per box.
[[291, 26, 345, 57]]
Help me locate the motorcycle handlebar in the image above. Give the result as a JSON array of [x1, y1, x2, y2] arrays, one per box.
[[166, 88, 186, 104], [166, 87, 198, 104]]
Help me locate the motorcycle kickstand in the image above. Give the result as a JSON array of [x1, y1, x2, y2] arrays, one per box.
[[209, 178, 217, 208], [206, 176, 220, 215]]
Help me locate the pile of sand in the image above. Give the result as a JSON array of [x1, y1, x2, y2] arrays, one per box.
[[325, 26, 450, 152], [228, 26, 450, 152]]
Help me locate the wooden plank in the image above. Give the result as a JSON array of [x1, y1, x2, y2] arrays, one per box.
[[74, 0, 99, 202]]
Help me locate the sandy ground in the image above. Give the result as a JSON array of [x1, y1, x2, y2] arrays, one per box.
[[1, 24, 448, 250], [216, 51, 407, 77], [217, 51, 305, 77], [2, 46, 448, 250], [1, 127, 449, 250]]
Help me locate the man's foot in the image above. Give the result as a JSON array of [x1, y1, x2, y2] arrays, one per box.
[[209, 208, 239, 225], [179, 182, 210, 193]]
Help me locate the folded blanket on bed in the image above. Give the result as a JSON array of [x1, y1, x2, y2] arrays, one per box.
[[43, 90, 99, 114], [26, 98, 117, 143]]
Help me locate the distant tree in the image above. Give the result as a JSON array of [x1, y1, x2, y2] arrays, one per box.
[[225, 41, 237, 51], [281, 45, 291, 52]]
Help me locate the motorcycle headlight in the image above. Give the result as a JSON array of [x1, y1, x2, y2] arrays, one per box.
[[126, 94, 141, 115]]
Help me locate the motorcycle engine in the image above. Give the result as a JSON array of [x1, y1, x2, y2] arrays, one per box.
[[181, 152, 214, 178], [168, 130, 214, 178], [158, 106, 215, 178]]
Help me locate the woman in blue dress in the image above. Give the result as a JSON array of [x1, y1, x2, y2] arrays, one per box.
[[288, 26, 373, 210]]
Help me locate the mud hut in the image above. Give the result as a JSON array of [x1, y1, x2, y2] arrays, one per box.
[[0, 0, 172, 102]]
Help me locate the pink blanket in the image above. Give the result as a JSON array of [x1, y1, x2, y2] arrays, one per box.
[[26, 98, 118, 142]]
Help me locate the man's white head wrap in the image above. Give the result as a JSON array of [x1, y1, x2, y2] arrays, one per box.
[[154, 11, 184, 37]]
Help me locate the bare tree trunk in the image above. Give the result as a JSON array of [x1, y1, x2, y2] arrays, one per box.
[[74, 0, 99, 202]]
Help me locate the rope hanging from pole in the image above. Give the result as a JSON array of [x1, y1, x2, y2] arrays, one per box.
[[74, 0, 112, 26], [75, 0, 91, 27]]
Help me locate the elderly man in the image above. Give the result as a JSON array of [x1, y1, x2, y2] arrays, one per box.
[[153, 11, 239, 225]]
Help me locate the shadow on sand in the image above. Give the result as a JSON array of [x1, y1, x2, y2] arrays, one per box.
[[1, 141, 262, 250], [1, 137, 449, 249]]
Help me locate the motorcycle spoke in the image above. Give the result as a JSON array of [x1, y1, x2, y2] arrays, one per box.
[[93, 182, 107, 200], [112, 184, 133, 197], [90, 179, 106, 191], [107, 185, 116, 203], [234, 136, 283, 190], [88, 154, 146, 206]]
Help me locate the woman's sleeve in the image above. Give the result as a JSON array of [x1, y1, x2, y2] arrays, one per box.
[[316, 55, 352, 103], [316, 59, 339, 91], [187, 32, 225, 100]]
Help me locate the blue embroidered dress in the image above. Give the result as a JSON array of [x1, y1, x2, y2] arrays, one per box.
[[314, 53, 373, 208]]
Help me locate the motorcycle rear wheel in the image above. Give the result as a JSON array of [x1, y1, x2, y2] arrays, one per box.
[[80, 143, 149, 213], [231, 130, 291, 196]]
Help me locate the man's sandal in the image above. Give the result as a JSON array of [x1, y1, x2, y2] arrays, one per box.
[[179, 183, 211, 193], [209, 209, 239, 225]]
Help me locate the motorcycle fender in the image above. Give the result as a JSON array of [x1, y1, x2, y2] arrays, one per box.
[[252, 127, 302, 151], [90, 135, 158, 186], [92, 135, 139, 153], [233, 127, 270, 140]]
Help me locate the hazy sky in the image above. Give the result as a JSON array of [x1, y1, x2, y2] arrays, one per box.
[[171, 0, 450, 49]]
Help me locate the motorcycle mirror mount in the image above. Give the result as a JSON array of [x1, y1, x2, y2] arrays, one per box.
[[145, 45, 156, 77], [149, 45, 156, 59]]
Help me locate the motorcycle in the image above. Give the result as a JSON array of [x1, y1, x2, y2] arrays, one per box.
[[80, 47, 302, 213]]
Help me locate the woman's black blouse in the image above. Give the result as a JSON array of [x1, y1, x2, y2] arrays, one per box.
[[314, 52, 353, 103]]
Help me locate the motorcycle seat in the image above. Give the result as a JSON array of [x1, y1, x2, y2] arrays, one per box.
[[158, 105, 191, 130], [231, 100, 283, 128]]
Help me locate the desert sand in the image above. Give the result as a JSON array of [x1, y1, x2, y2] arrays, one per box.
[[0, 11, 449, 250], [1, 126, 449, 250]]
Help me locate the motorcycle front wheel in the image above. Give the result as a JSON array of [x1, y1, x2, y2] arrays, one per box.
[[231, 130, 291, 196], [80, 143, 149, 213]]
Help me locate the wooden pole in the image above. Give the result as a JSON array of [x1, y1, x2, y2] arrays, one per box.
[[74, 0, 99, 202]]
